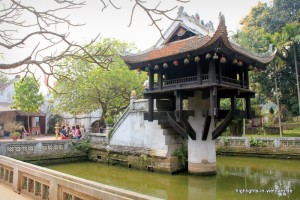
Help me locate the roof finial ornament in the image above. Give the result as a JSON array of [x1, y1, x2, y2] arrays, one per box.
[[178, 6, 184, 14], [218, 12, 226, 26], [195, 12, 200, 22]]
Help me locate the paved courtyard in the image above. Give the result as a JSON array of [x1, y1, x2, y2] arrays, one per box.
[[0, 134, 60, 199], [0, 134, 59, 141], [0, 184, 30, 200]]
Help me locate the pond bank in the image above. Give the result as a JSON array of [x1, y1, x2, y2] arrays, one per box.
[[216, 136, 300, 159]]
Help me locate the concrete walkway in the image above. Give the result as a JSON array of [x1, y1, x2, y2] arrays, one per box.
[[0, 134, 58, 142], [0, 134, 58, 200], [0, 184, 30, 200]]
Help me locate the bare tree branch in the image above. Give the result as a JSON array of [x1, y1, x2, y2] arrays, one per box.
[[1, 0, 189, 86]]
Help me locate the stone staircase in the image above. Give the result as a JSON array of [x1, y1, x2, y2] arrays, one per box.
[[157, 119, 187, 157]]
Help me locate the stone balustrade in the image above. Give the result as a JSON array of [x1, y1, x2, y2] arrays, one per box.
[[0, 140, 89, 165], [0, 155, 161, 200], [216, 137, 300, 149], [0, 140, 69, 156]]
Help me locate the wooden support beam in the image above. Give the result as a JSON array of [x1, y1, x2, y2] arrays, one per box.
[[212, 109, 235, 139], [175, 90, 183, 122], [245, 93, 251, 119], [148, 96, 154, 122], [202, 110, 211, 141], [197, 62, 202, 85], [144, 110, 195, 121], [149, 68, 154, 91], [166, 112, 189, 139], [158, 66, 162, 90], [181, 112, 196, 140], [144, 111, 196, 140]]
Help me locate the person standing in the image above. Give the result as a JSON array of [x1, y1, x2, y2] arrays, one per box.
[[60, 125, 68, 140], [99, 115, 106, 133], [80, 125, 85, 136], [74, 125, 81, 139]]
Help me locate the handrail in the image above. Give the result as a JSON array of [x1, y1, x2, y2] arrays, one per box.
[[108, 105, 131, 142], [164, 76, 197, 85], [0, 155, 161, 200]]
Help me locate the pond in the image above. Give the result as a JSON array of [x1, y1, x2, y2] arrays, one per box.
[[46, 156, 300, 200]]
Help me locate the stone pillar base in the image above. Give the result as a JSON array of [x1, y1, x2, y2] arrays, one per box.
[[188, 162, 216, 175]]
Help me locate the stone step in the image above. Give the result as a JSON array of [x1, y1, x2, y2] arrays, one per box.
[[165, 144, 183, 157], [165, 134, 186, 145], [162, 129, 178, 136]]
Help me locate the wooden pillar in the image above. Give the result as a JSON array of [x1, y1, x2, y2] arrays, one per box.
[[148, 96, 154, 122], [209, 60, 216, 84], [218, 63, 222, 84], [158, 66, 163, 90], [149, 68, 154, 91], [231, 95, 236, 110], [217, 96, 221, 121], [210, 86, 217, 117], [245, 94, 251, 119], [175, 90, 183, 122], [240, 68, 244, 88], [244, 70, 249, 89], [197, 62, 202, 85]]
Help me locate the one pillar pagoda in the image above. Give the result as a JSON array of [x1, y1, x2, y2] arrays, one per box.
[[121, 8, 276, 175]]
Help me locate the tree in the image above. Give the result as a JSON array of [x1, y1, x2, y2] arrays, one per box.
[[0, 73, 9, 85], [0, 0, 189, 84], [234, 0, 300, 115], [52, 38, 146, 118], [11, 76, 44, 136]]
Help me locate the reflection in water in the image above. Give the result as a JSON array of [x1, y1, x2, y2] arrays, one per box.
[[46, 156, 300, 200]]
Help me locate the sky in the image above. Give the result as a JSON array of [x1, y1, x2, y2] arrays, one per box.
[[2, 0, 271, 88], [67, 0, 271, 50]]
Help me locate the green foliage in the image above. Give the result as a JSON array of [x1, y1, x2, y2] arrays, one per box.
[[108, 128, 114, 140], [4, 121, 23, 133], [12, 76, 44, 134], [12, 76, 44, 113], [70, 139, 92, 154], [234, 0, 300, 116], [53, 38, 146, 117], [249, 137, 258, 147], [229, 119, 243, 136], [0, 73, 9, 85], [249, 137, 266, 147], [269, 107, 274, 115], [172, 144, 187, 168], [11, 131, 21, 138], [105, 115, 114, 124], [47, 114, 63, 134], [219, 137, 229, 146]]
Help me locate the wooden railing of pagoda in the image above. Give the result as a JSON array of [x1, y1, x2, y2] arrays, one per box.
[[0, 155, 161, 200], [153, 74, 247, 89]]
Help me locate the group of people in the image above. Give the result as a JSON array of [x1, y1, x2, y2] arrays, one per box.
[[60, 125, 85, 140]]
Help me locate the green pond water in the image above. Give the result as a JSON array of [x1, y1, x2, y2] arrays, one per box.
[[46, 156, 300, 200]]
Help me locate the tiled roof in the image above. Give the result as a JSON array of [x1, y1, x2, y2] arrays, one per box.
[[121, 14, 276, 67]]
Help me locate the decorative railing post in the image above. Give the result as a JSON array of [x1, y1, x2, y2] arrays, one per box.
[[130, 90, 137, 110], [54, 122, 60, 141]]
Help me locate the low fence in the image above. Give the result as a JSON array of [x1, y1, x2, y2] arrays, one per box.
[[216, 137, 300, 159], [245, 126, 280, 135], [216, 137, 300, 148], [0, 155, 160, 200], [0, 140, 70, 157]]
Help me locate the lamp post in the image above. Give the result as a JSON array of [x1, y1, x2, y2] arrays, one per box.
[[54, 122, 60, 140], [294, 47, 300, 117], [274, 73, 282, 137]]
